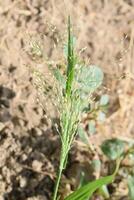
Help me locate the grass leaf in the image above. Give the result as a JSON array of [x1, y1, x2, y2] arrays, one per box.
[[66, 16, 75, 97], [65, 175, 114, 200]]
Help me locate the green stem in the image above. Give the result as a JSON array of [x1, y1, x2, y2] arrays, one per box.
[[53, 16, 75, 200], [53, 153, 66, 200], [53, 167, 63, 200]]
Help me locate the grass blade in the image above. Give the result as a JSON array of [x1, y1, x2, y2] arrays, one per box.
[[66, 16, 75, 97], [65, 175, 114, 200]]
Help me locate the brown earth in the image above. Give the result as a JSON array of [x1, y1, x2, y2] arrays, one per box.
[[0, 0, 134, 200]]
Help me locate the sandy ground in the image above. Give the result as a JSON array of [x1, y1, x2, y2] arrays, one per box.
[[0, 0, 134, 199]]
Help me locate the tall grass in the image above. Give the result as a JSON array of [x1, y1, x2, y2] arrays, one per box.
[[52, 16, 104, 200], [52, 16, 80, 200]]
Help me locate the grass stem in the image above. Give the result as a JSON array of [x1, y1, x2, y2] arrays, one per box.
[[52, 167, 63, 200], [53, 151, 67, 200]]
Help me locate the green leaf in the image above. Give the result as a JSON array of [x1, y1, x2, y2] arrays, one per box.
[[101, 138, 125, 160], [128, 175, 134, 200], [78, 125, 89, 146], [65, 175, 114, 200], [77, 65, 104, 94], [98, 185, 110, 199], [66, 16, 76, 97], [88, 120, 96, 135], [63, 44, 68, 58], [79, 171, 88, 188], [53, 68, 65, 88], [64, 36, 76, 58], [100, 95, 109, 106]]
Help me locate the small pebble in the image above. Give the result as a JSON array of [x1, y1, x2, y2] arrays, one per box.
[[19, 176, 27, 188], [32, 160, 42, 172]]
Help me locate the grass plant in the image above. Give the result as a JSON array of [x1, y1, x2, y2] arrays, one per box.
[[31, 16, 118, 200], [52, 16, 106, 200]]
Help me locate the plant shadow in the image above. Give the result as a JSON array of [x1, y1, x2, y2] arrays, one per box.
[[4, 121, 61, 200]]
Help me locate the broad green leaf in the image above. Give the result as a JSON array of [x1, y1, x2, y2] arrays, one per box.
[[101, 138, 125, 160], [65, 175, 114, 200], [128, 175, 134, 200], [77, 65, 104, 94]]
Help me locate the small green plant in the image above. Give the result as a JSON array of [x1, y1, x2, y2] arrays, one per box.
[[51, 16, 115, 200], [30, 17, 118, 200], [101, 138, 134, 199]]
